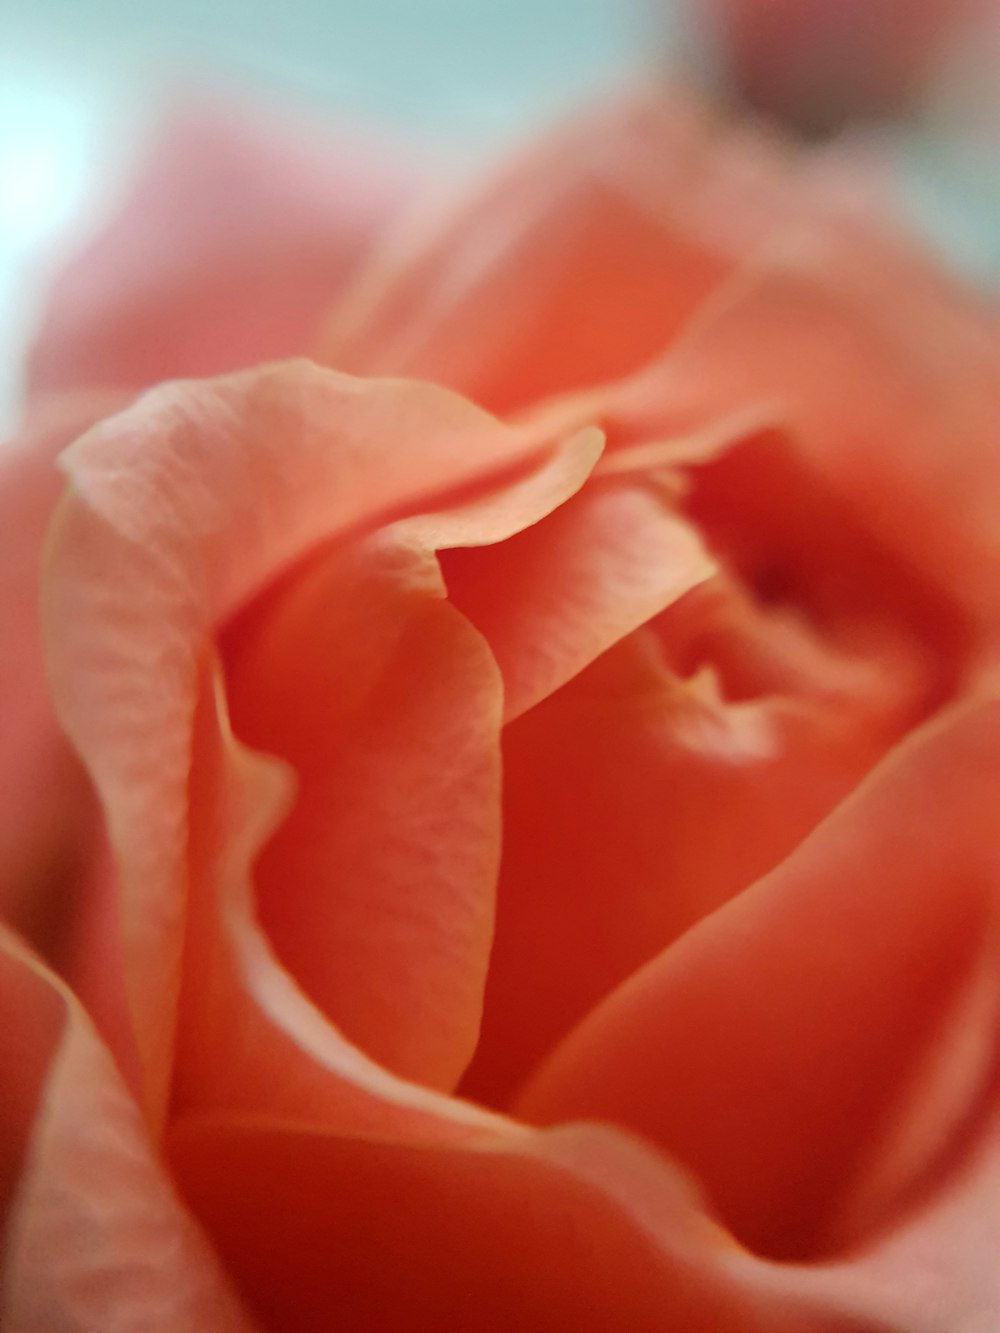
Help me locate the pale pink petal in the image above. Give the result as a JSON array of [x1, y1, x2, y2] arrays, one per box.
[[28, 101, 419, 398]]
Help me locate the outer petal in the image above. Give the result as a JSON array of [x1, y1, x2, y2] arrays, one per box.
[[0, 394, 124, 955], [517, 699, 1000, 1271], [27, 101, 419, 398], [42, 361, 597, 1119], [318, 87, 809, 415], [0, 930, 255, 1331]]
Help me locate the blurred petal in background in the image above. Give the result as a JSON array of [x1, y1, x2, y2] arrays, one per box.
[[2, 0, 998, 431]]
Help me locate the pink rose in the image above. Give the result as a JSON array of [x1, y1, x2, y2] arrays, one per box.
[[699, 0, 991, 129], [3, 88, 1000, 1330]]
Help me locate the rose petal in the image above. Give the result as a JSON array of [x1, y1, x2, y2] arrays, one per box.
[[28, 101, 419, 398], [220, 423, 607, 1091], [0, 930, 254, 1330], [0, 394, 124, 956], [440, 477, 715, 721], [460, 624, 907, 1109], [168, 1110, 883, 1333], [222, 536, 504, 1091], [611, 212, 1000, 632], [516, 699, 1000, 1265], [319, 87, 806, 414], [174, 620, 888, 1331], [43, 361, 596, 1119]]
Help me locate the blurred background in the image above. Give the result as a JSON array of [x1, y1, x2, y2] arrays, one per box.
[[2, 0, 998, 430]]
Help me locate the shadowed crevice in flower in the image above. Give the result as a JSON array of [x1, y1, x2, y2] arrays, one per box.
[[659, 426, 970, 721]]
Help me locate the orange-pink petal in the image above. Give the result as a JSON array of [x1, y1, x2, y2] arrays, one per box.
[[517, 699, 1000, 1265], [319, 88, 808, 415], [43, 361, 596, 1120], [611, 212, 1000, 633]]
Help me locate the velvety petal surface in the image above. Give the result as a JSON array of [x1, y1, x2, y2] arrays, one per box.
[[517, 700, 1000, 1271], [28, 101, 419, 398]]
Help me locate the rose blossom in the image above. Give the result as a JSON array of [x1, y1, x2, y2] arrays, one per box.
[[696, 0, 992, 131], [2, 88, 1000, 1330]]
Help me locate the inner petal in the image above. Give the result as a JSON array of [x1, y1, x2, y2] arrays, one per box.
[[221, 529, 503, 1093], [515, 700, 1000, 1262], [459, 622, 901, 1111]]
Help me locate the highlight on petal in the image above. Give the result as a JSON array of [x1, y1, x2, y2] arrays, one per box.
[[517, 699, 1000, 1272], [0, 930, 253, 1331], [318, 86, 811, 415], [28, 99, 420, 399], [42, 360, 599, 1120], [814, 1095, 1000, 1332]]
